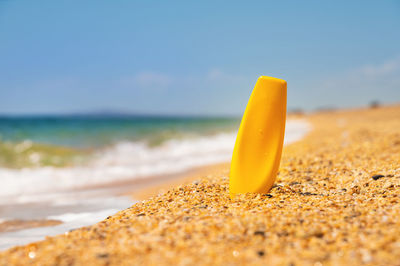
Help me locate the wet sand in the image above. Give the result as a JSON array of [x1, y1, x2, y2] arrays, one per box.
[[1, 105, 399, 265], [0, 220, 62, 233]]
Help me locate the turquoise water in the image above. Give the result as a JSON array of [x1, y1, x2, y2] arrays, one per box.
[[0, 117, 309, 201], [0, 115, 240, 148], [0, 115, 240, 169]]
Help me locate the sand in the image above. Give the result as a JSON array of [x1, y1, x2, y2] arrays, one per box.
[[130, 162, 230, 200], [1, 105, 399, 265]]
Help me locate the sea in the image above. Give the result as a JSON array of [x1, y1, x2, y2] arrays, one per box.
[[0, 115, 310, 249]]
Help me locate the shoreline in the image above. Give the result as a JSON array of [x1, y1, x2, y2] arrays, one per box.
[[0, 162, 232, 250], [0, 162, 237, 251]]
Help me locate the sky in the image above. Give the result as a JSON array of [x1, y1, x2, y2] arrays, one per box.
[[0, 0, 399, 116]]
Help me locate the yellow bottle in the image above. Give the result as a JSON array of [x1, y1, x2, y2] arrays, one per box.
[[230, 76, 287, 196]]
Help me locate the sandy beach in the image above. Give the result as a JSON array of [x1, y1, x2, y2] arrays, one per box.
[[1, 105, 399, 265]]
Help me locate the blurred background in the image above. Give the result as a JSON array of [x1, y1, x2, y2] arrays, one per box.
[[0, 0, 399, 249]]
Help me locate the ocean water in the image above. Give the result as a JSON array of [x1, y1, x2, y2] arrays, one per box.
[[0, 115, 310, 250], [0, 115, 309, 201], [0, 115, 240, 148], [0, 115, 240, 198]]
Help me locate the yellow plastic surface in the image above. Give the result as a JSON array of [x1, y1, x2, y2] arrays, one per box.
[[230, 76, 287, 196]]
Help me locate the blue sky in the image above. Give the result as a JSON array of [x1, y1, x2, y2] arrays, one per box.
[[0, 0, 399, 116]]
